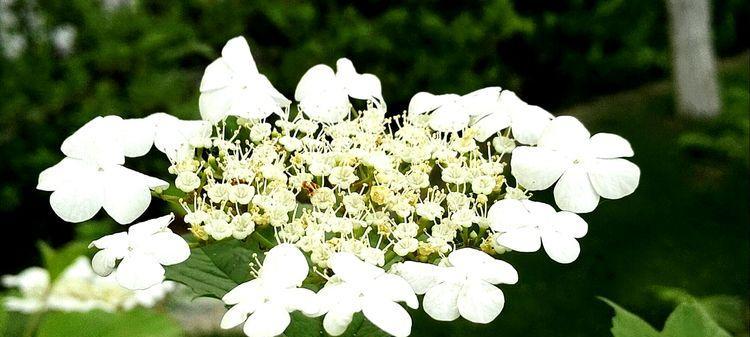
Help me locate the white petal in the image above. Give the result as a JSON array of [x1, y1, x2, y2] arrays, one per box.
[[361, 297, 412, 337], [446, 245, 518, 286], [541, 232, 581, 264], [408, 92, 444, 116], [457, 279, 505, 324], [37, 157, 95, 191], [318, 282, 361, 315], [221, 301, 256, 329], [61, 116, 125, 165], [495, 227, 541, 253], [259, 244, 309, 288], [553, 166, 600, 213], [243, 303, 290, 337], [371, 273, 418, 309], [151, 113, 211, 162], [389, 261, 442, 295], [296, 67, 351, 123], [328, 252, 384, 284], [510, 146, 568, 190], [587, 158, 640, 199], [423, 282, 461, 321], [102, 166, 152, 224], [221, 36, 257, 75], [49, 174, 104, 223], [323, 306, 355, 336], [475, 259, 519, 285], [348, 73, 383, 102], [200, 58, 233, 92], [115, 253, 165, 290], [199, 87, 237, 123], [487, 199, 534, 232], [128, 213, 173, 239], [91, 250, 118, 277], [550, 211, 588, 238], [335, 58, 383, 103], [89, 231, 129, 251], [537, 116, 591, 151], [145, 232, 190, 266], [295, 64, 336, 101], [461, 86, 502, 117], [510, 104, 554, 145], [447, 248, 494, 269], [230, 86, 282, 120], [429, 102, 470, 132], [223, 279, 263, 305], [119, 118, 155, 158], [278, 287, 321, 317], [255, 75, 291, 116], [588, 133, 634, 158], [471, 110, 511, 142]]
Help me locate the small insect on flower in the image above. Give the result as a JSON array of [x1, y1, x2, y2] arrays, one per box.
[[301, 181, 319, 196]]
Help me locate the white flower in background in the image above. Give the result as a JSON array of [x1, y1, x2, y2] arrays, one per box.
[[1, 266, 50, 313], [89, 214, 190, 290], [50, 24, 77, 56], [199, 36, 291, 123], [147, 112, 212, 162], [471, 90, 554, 143], [318, 252, 417, 337], [295, 58, 384, 123], [511, 116, 640, 213], [488, 199, 588, 264], [220, 244, 320, 337], [393, 248, 518, 324], [2, 256, 175, 313]]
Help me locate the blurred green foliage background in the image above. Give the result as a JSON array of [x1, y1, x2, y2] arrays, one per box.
[[0, 0, 748, 336]]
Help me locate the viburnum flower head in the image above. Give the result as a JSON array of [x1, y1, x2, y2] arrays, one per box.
[[511, 116, 640, 213], [199, 36, 291, 123], [393, 248, 518, 324], [488, 199, 588, 263], [220, 244, 320, 337], [318, 252, 418, 337], [31, 34, 643, 337], [89, 213, 190, 290], [37, 116, 169, 224]]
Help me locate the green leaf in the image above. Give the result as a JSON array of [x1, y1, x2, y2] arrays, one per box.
[[164, 239, 262, 299], [699, 296, 749, 336], [599, 297, 660, 337], [37, 241, 90, 281], [0, 310, 28, 337], [653, 287, 749, 336], [36, 308, 182, 337], [283, 312, 324, 337], [338, 313, 391, 337], [662, 301, 733, 337]]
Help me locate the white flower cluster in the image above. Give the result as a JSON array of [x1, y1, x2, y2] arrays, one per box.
[[2, 256, 174, 313], [34, 36, 640, 336]]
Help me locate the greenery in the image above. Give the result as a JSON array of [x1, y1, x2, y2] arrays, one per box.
[[602, 289, 749, 337]]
